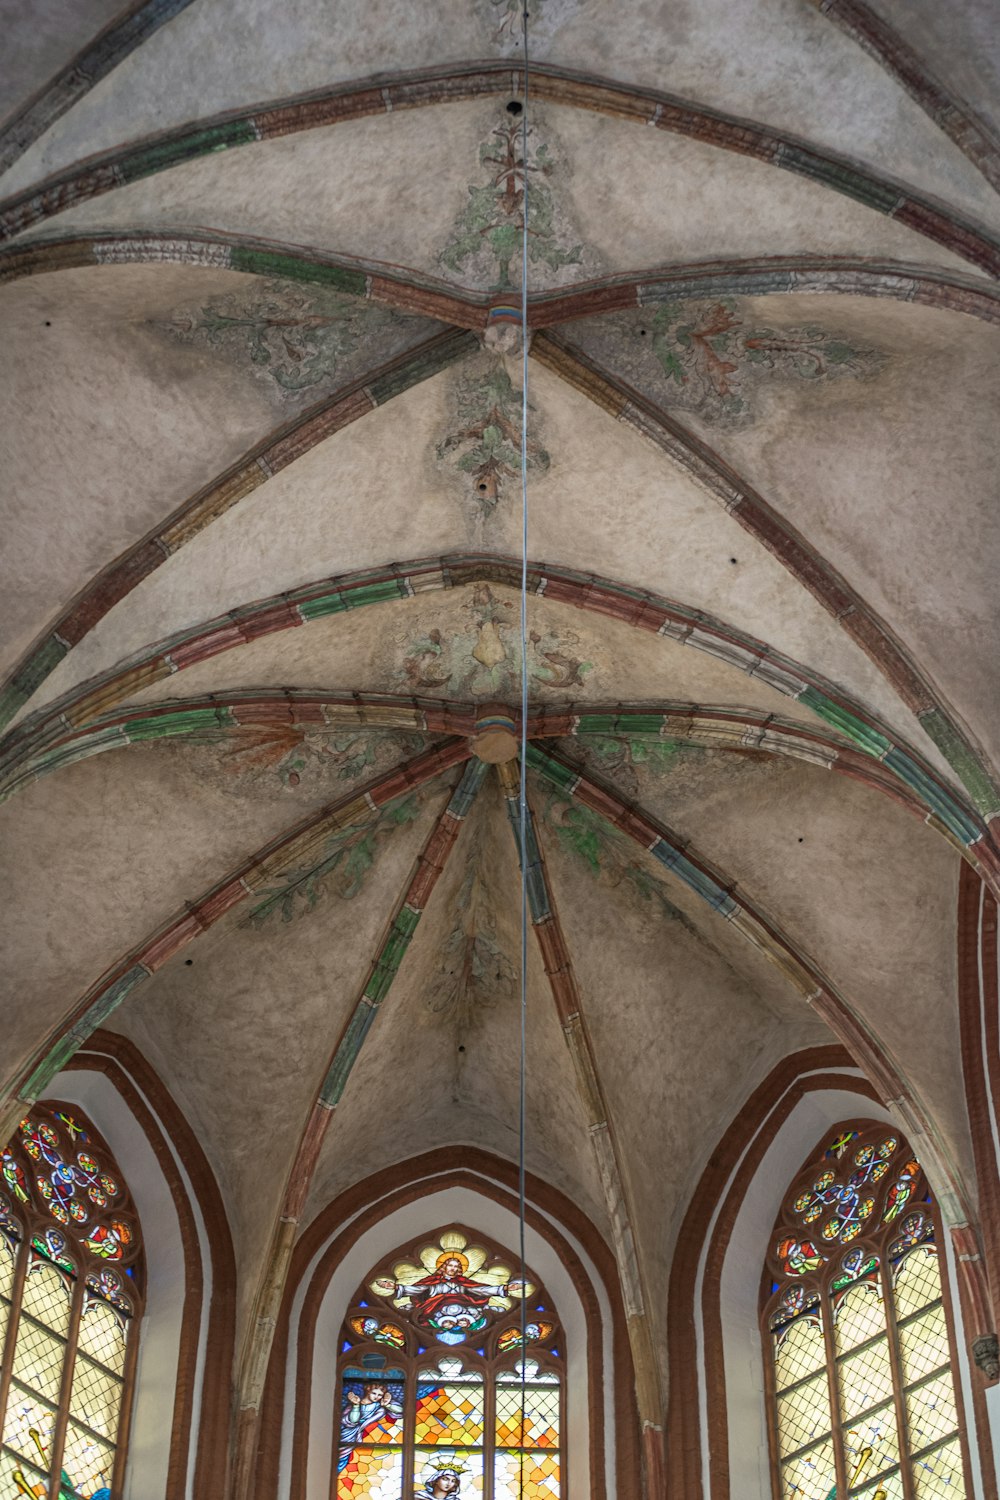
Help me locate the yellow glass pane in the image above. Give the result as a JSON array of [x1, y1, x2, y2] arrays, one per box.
[[898, 1304, 949, 1387], [905, 1373, 959, 1455], [852, 1468, 905, 1500], [835, 1283, 885, 1354], [776, 1370, 831, 1456], [11, 1316, 66, 1401], [414, 1448, 484, 1497], [414, 1383, 484, 1445], [912, 1436, 966, 1497], [780, 1438, 836, 1499], [62, 1419, 116, 1496], [495, 1447, 560, 1499], [1, 1380, 57, 1467], [495, 1383, 560, 1448], [71, 1353, 123, 1440], [337, 1446, 404, 1500], [775, 1317, 826, 1393], [844, 1401, 900, 1482], [19, 1262, 71, 1337], [838, 1336, 894, 1420], [893, 1248, 940, 1320], [77, 1299, 128, 1375]]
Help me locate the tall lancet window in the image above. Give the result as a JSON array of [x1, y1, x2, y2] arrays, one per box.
[[0, 1102, 144, 1498], [762, 1122, 971, 1500], [336, 1227, 562, 1499]]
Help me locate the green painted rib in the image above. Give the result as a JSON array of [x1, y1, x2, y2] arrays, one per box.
[[776, 147, 902, 213], [917, 710, 1000, 818], [0, 637, 70, 731], [229, 248, 367, 292], [120, 120, 260, 181], [650, 839, 739, 916], [22, 964, 149, 1099], [123, 706, 232, 741], [797, 689, 892, 758], [884, 749, 981, 845], [320, 1001, 378, 1107], [525, 743, 576, 789], [297, 579, 405, 620]]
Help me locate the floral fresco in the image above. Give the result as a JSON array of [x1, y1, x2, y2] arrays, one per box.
[[437, 362, 549, 515]]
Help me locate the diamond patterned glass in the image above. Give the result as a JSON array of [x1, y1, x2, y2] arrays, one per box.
[[495, 1382, 560, 1448], [414, 1380, 485, 1445], [19, 1261, 71, 1337], [2, 1380, 57, 1467], [780, 1437, 836, 1499], [898, 1303, 949, 1387], [71, 1351, 123, 1440], [62, 1419, 116, 1494], [337, 1446, 403, 1499], [11, 1315, 66, 1401], [776, 1371, 831, 1456], [0, 1448, 47, 1497], [905, 1373, 959, 1454], [834, 1283, 886, 1354], [0, 1239, 14, 1300], [843, 1400, 900, 1479], [414, 1447, 484, 1496], [912, 1437, 966, 1496], [77, 1298, 128, 1375], [893, 1248, 940, 1320], [494, 1447, 560, 1499], [775, 1317, 826, 1393], [852, 1467, 905, 1500], [838, 1336, 894, 1420]]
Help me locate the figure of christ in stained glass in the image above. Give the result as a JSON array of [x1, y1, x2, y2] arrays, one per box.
[[370, 1233, 532, 1347]]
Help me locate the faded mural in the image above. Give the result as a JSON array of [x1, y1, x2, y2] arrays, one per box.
[[437, 361, 549, 515]]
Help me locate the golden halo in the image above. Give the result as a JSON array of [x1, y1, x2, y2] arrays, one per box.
[[435, 1249, 469, 1274]]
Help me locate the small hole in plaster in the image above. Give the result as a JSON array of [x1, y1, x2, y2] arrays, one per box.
[[729, 557, 738, 565], [44, 321, 51, 327], [639, 328, 647, 336], [478, 482, 488, 492], [458, 1044, 466, 1053], [185, 958, 194, 966], [797, 837, 805, 844], [506, 100, 523, 115]]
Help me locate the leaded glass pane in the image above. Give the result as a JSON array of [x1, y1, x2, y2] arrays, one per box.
[[898, 1303, 949, 1386], [843, 1401, 900, 1479], [495, 1382, 560, 1448], [62, 1419, 116, 1495], [415, 1448, 484, 1497], [2, 1380, 57, 1468], [339, 1371, 405, 1456], [337, 1446, 404, 1499], [414, 1378, 484, 1445], [838, 1336, 894, 1420], [775, 1317, 826, 1392], [776, 1371, 831, 1455], [0, 1298, 8, 1357], [905, 1373, 959, 1454], [494, 1447, 560, 1499], [834, 1283, 885, 1353], [893, 1248, 940, 1320], [780, 1437, 836, 1499], [912, 1437, 966, 1496], [0, 1238, 15, 1300], [19, 1261, 71, 1337], [11, 1315, 65, 1401], [71, 1351, 123, 1440], [0, 1449, 47, 1498], [852, 1468, 905, 1500], [77, 1298, 128, 1376]]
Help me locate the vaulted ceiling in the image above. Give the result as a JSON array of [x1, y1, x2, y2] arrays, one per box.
[[1, 0, 998, 1423]]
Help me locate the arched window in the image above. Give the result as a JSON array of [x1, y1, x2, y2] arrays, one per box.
[[0, 1101, 144, 1498], [762, 1121, 971, 1500], [335, 1226, 562, 1499]]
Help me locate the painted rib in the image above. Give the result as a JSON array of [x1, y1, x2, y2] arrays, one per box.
[[1, 63, 998, 276], [2, 739, 467, 1118], [0, 325, 476, 732], [0, 0, 199, 175], [534, 331, 1000, 822], [496, 759, 661, 1426], [233, 755, 484, 1500]]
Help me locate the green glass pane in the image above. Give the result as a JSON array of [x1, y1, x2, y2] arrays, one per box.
[[838, 1336, 893, 1420], [11, 1316, 65, 1401], [911, 1436, 967, 1496], [898, 1304, 949, 1387], [780, 1438, 836, 1499], [776, 1370, 831, 1457], [494, 1447, 560, 1499], [834, 1282, 885, 1354], [906, 1373, 959, 1455]]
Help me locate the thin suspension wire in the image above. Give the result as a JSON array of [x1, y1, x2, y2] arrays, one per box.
[[518, 5, 531, 1497]]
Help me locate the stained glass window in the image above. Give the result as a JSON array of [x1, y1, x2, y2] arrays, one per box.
[[0, 1102, 144, 1498], [336, 1228, 562, 1498], [762, 1122, 970, 1499]]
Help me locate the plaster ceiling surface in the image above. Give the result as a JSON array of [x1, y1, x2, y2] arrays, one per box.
[[867, 0, 1000, 133], [11, 101, 980, 278], [1, 0, 997, 1427], [0, 0, 125, 125], [3, 0, 998, 236]]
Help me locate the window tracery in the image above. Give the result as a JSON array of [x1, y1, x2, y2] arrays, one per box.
[[762, 1122, 969, 1499], [336, 1227, 561, 1499], [0, 1103, 143, 1498]]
